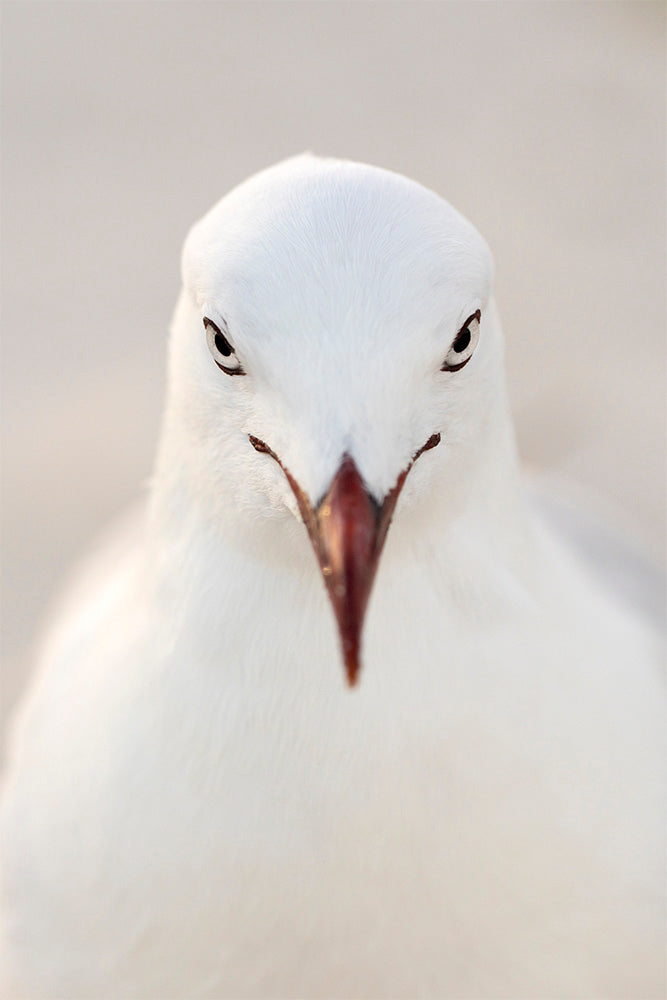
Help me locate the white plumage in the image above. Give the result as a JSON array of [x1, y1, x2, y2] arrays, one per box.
[[1, 156, 664, 998]]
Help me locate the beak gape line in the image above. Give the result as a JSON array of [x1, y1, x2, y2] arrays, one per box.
[[249, 432, 441, 686]]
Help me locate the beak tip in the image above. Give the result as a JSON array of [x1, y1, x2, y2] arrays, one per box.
[[344, 651, 361, 687]]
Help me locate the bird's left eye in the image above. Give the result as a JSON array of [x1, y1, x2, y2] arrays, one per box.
[[203, 317, 245, 375], [441, 310, 481, 372]]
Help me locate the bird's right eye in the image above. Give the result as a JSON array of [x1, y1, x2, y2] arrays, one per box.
[[204, 317, 245, 376], [441, 310, 481, 373]]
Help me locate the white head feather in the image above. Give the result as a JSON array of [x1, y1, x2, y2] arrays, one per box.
[[154, 155, 516, 564]]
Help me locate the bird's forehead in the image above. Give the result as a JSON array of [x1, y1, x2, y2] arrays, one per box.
[[183, 157, 492, 348]]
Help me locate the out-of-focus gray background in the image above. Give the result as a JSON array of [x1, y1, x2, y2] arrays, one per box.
[[2, 1, 665, 731]]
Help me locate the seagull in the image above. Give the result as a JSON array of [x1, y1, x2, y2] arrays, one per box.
[[1, 155, 664, 999]]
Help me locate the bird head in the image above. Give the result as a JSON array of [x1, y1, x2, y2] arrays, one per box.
[[165, 155, 501, 684]]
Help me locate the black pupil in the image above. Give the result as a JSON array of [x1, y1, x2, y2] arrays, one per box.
[[453, 326, 471, 353], [214, 332, 232, 358]]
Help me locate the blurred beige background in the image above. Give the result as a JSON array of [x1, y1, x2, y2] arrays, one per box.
[[1, 1, 665, 732]]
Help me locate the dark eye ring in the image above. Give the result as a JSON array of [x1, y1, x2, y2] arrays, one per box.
[[441, 310, 481, 373], [203, 317, 245, 376]]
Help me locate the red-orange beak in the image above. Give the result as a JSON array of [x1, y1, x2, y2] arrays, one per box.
[[249, 433, 440, 685]]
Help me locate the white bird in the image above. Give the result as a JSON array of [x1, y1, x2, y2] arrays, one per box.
[[1, 155, 664, 999]]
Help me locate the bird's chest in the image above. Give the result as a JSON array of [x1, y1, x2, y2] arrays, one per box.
[[106, 575, 578, 913], [141, 597, 507, 868], [97, 680, 513, 994], [7, 587, 659, 998], [85, 636, 622, 1000]]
